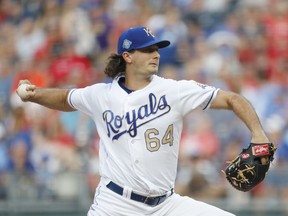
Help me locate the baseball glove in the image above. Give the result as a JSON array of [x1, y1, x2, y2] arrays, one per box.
[[223, 143, 276, 192]]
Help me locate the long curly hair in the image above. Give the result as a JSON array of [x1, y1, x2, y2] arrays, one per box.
[[104, 53, 126, 79]]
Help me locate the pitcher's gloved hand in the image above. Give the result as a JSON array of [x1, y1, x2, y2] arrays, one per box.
[[223, 143, 277, 192]]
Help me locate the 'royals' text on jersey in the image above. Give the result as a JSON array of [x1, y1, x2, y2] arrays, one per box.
[[103, 93, 171, 140]]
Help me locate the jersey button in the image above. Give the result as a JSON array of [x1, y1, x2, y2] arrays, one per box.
[[135, 160, 139, 164]]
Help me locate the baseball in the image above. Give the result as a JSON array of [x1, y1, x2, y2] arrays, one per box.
[[17, 83, 30, 98]]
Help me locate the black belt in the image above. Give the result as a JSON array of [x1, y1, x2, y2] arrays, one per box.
[[106, 181, 173, 207]]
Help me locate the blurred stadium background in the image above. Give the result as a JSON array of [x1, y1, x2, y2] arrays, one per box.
[[0, 0, 288, 215]]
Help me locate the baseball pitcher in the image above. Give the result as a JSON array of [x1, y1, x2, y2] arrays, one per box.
[[17, 26, 275, 216]]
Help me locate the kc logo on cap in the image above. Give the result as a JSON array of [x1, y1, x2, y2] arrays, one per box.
[[143, 27, 155, 37]]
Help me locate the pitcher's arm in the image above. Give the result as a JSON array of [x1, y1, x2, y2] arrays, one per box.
[[210, 90, 269, 144], [17, 80, 75, 112]]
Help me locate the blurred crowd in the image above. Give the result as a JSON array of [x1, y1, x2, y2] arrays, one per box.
[[0, 0, 288, 206]]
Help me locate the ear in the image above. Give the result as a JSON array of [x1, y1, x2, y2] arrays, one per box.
[[122, 52, 132, 63]]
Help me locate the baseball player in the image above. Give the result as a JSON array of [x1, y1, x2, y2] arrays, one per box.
[[17, 26, 271, 216]]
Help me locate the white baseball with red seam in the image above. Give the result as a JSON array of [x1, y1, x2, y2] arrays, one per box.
[[17, 83, 30, 98]]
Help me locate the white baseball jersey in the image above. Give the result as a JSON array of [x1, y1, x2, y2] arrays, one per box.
[[68, 75, 218, 196]]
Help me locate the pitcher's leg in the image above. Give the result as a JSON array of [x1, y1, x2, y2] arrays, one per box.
[[87, 185, 111, 216], [156, 193, 235, 216]]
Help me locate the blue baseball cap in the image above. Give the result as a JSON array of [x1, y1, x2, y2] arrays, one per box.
[[117, 26, 170, 54]]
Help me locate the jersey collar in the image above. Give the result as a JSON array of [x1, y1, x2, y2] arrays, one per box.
[[117, 76, 134, 94]]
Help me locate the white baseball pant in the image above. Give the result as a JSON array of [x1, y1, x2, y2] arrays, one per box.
[[87, 180, 235, 216]]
